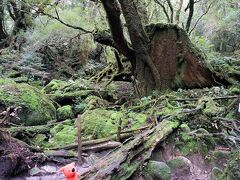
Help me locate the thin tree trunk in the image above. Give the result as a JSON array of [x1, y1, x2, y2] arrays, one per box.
[[186, 0, 194, 32]]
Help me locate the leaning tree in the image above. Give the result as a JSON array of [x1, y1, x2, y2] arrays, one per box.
[[99, 0, 229, 96]]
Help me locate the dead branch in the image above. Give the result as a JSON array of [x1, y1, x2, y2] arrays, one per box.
[[0, 106, 21, 126]]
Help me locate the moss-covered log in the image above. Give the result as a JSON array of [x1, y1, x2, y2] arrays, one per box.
[[82, 119, 180, 179]]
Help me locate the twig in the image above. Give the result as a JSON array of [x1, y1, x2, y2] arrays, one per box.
[[189, 1, 214, 35]]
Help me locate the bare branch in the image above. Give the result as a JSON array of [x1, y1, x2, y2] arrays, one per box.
[[166, 0, 174, 23], [154, 0, 170, 23]]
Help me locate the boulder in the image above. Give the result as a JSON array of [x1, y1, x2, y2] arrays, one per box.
[[144, 161, 171, 180], [0, 79, 56, 125]]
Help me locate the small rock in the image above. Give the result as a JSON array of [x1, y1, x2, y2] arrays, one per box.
[[57, 105, 74, 121], [29, 167, 43, 176], [41, 165, 57, 173]]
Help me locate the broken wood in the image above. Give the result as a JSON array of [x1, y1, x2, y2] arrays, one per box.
[[82, 141, 121, 152], [5, 119, 74, 136], [50, 133, 133, 151]]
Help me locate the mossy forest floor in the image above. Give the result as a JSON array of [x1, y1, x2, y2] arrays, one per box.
[[0, 76, 239, 179], [0, 69, 240, 179]]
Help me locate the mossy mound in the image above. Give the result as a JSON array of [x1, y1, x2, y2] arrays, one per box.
[[57, 105, 74, 120], [42, 79, 91, 94], [49, 122, 77, 147], [81, 109, 147, 139], [0, 79, 56, 125]]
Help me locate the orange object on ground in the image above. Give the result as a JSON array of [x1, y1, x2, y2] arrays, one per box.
[[60, 162, 80, 180]]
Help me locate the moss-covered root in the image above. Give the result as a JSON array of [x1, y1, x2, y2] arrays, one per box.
[[82, 119, 179, 180]]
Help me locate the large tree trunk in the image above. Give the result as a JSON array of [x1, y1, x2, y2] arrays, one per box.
[[147, 24, 229, 90], [101, 0, 229, 96]]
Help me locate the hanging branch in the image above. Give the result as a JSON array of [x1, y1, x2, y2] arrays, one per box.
[[37, 9, 93, 34]]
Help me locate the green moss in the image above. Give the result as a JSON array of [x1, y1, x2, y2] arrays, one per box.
[[144, 161, 171, 180], [220, 150, 240, 180], [49, 124, 77, 147], [32, 134, 48, 147], [0, 78, 56, 125], [180, 124, 191, 133], [42, 79, 67, 94], [229, 86, 240, 94], [84, 95, 109, 110], [81, 109, 117, 139], [49, 90, 95, 102], [204, 100, 224, 116], [81, 109, 148, 139], [57, 105, 74, 120]]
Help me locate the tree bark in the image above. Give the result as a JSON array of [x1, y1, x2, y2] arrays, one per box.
[[119, 0, 161, 95], [0, 0, 8, 49]]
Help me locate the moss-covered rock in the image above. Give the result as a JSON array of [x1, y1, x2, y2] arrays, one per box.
[[32, 134, 47, 147], [144, 161, 171, 180], [0, 78, 56, 125], [229, 86, 240, 95], [49, 123, 77, 147], [57, 105, 74, 120], [42, 79, 67, 94], [167, 156, 191, 176], [84, 95, 109, 110]]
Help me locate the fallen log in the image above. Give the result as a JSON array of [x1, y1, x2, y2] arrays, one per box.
[[81, 119, 180, 179], [4, 119, 74, 136], [82, 141, 121, 152], [50, 133, 133, 151], [172, 95, 239, 102]]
